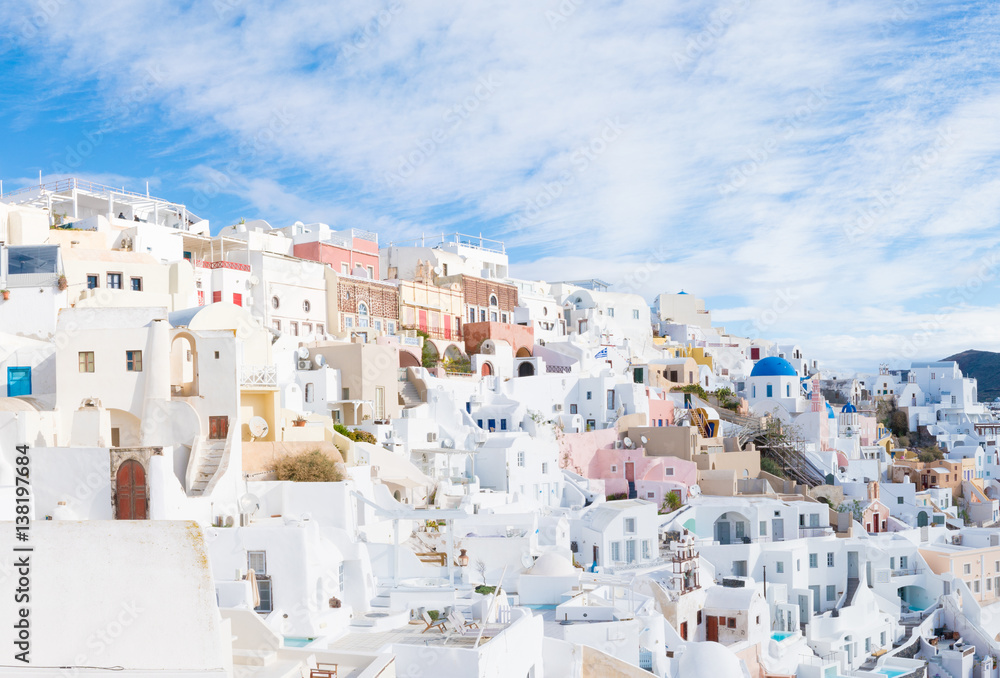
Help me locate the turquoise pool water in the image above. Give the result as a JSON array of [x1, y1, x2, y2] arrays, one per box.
[[771, 631, 795, 641], [283, 637, 316, 647], [525, 604, 558, 610], [874, 670, 908, 678]]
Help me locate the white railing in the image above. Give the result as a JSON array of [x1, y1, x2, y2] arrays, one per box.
[[240, 365, 277, 388]]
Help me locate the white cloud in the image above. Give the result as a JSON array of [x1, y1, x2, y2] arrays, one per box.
[[4, 0, 1000, 367]]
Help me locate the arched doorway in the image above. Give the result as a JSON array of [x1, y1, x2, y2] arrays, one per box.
[[116, 459, 147, 519], [518, 362, 535, 377], [170, 333, 199, 396], [515, 346, 532, 358], [917, 511, 929, 527], [481, 362, 493, 376]]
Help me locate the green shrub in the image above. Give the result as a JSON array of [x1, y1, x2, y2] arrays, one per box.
[[350, 428, 377, 444], [760, 458, 786, 478], [427, 609, 441, 621], [663, 491, 682, 512], [607, 492, 628, 501], [474, 585, 496, 595], [273, 450, 344, 482], [334, 423, 350, 437]]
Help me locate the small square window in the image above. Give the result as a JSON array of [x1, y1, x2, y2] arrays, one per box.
[[214, 351, 220, 359], [776, 561, 784, 574], [78, 351, 95, 373], [827, 553, 834, 567], [107, 273, 122, 289], [586, 391, 592, 400], [130, 277, 142, 291], [86, 275, 99, 289], [570, 404, 578, 414], [126, 350, 142, 372]]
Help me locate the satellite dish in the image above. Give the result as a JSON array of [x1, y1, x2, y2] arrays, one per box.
[[238, 493, 261, 514], [433, 265, 443, 276], [247, 275, 260, 287], [623, 436, 633, 448], [640, 435, 648, 445], [521, 553, 535, 570], [297, 346, 310, 360], [313, 354, 326, 369], [248, 416, 269, 439]]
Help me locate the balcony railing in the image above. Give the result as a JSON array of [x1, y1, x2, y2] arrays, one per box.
[[240, 365, 277, 388], [891, 568, 923, 577]]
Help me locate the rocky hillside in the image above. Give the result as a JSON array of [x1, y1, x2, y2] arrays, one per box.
[[944, 350, 1000, 402]]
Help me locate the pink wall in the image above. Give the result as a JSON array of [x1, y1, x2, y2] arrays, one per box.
[[558, 428, 697, 502], [294, 241, 381, 278], [647, 390, 675, 426]]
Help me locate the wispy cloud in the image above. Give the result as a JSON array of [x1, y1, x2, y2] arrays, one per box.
[[2, 0, 1000, 367]]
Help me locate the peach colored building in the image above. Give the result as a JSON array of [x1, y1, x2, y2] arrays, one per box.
[[464, 321, 534, 357], [919, 544, 1000, 605], [892, 457, 975, 494]]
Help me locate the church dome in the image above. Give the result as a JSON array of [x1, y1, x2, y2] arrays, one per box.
[[841, 402, 857, 414], [750, 357, 797, 378]]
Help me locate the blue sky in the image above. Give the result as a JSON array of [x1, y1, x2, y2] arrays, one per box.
[[2, 0, 1000, 371]]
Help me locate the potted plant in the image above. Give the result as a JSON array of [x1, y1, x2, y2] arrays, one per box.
[[292, 415, 307, 427], [57, 275, 68, 291], [1, 290, 9, 300]]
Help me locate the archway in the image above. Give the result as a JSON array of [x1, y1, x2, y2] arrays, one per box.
[[444, 344, 465, 362], [515, 346, 532, 358], [116, 459, 147, 520], [481, 362, 493, 376], [518, 362, 535, 377], [917, 511, 929, 527], [170, 332, 199, 396], [714, 511, 751, 545], [399, 350, 420, 368]]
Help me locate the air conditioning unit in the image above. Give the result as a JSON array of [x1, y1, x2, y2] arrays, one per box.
[[427, 432, 438, 442], [554, 403, 563, 412], [297, 359, 312, 370]]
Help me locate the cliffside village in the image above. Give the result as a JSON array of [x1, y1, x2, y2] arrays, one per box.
[[3, 178, 1000, 678]]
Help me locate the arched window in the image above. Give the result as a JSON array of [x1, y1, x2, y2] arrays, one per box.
[[786, 384, 791, 397], [489, 294, 498, 307], [303, 300, 311, 312], [358, 302, 369, 328], [271, 296, 280, 309]]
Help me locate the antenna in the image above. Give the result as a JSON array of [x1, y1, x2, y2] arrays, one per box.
[[623, 436, 633, 449], [248, 416, 269, 440]]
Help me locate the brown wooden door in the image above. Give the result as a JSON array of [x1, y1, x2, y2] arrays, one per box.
[[706, 615, 719, 642], [680, 621, 688, 640], [209, 415, 229, 440], [625, 462, 635, 483], [116, 460, 147, 520]]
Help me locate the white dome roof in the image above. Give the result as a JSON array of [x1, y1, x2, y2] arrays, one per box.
[[526, 552, 577, 577], [677, 642, 743, 678]]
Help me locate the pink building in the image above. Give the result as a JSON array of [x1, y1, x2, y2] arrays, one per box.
[[559, 428, 697, 506], [293, 228, 381, 279], [647, 388, 675, 427]]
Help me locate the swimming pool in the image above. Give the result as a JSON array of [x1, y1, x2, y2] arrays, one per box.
[[524, 604, 558, 610], [771, 631, 795, 641], [283, 637, 316, 648], [874, 670, 909, 678]]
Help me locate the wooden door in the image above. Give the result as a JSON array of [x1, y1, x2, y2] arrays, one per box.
[[116, 460, 147, 520], [706, 615, 719, 642], [625, 462, 635, 483], [209, 415, 229, 440], [680, 621, 688, 640]]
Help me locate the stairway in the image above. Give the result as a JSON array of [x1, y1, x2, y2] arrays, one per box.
[[189, 439, 228, 495], [399, 380, 422, 408], [762, 443, 827, 487], [843, 577, 860, 607]]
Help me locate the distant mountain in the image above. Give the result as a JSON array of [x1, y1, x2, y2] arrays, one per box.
[[944, 350, 1000, 402]]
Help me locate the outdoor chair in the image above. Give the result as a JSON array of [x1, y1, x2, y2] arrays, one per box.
[[420, 610, 447, 633]]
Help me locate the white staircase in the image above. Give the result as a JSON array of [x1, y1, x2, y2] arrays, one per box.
[[185, 427, 234, 496], [399, 380, 422, 408]]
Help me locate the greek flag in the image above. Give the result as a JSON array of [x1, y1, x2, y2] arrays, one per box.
[[595, 347, 608, 359]]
